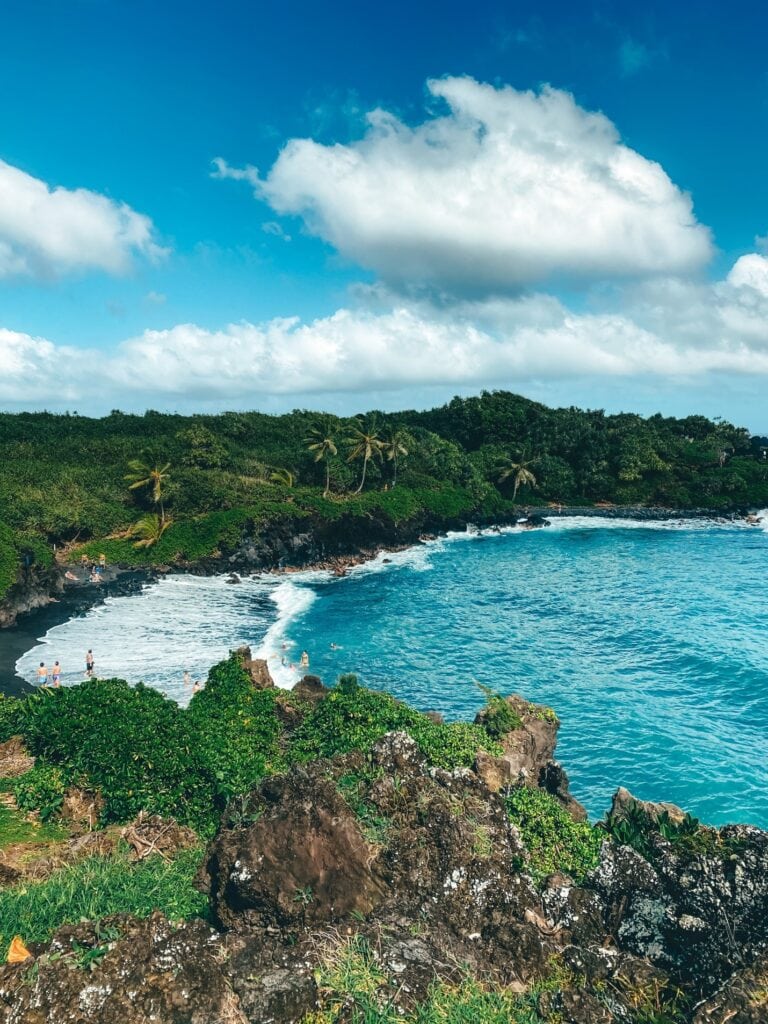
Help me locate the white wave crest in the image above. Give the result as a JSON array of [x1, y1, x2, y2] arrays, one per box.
[[253, 579, 318, 689]]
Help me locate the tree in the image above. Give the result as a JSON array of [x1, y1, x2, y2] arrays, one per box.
[[497, 454, 538, 502], [129, 513, 172, 549], [124, 460, 171, 525], [346, 420, 382, 494], [306, 428, 338, 497], [380, 429, 409, 488]]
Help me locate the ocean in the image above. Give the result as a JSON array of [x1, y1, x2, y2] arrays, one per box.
[[15, 513, 768, 826]]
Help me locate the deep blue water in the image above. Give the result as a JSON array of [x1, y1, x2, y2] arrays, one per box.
[[17, 515, 768, 827], [286, 517, 768, 826]]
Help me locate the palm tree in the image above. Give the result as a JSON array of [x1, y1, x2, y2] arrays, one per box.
[[306, 428, 338, 497], [124, 460, 171, 525], [381, 430, 409, 488], [269, 467, 294, 488], [497, 454, 538, 502], [346, 420, 382, 494], [129, 513, 172, 549]]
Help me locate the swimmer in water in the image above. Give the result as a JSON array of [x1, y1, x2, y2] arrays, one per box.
[[299, 651, 310, 670], [36, 662, 49, 685], [51, 661, 62, 687]]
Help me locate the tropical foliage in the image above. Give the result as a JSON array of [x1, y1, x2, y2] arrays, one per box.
[[0, 391, 766, 598]]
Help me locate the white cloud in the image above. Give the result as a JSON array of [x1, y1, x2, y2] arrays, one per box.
[[0, 159, 166, 279], [228, 77, 712, 294], [726, 253, 768, 297], [2, 252, 768, 413]]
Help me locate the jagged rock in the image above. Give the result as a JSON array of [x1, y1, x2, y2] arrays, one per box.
[[234, 645, 275, 689], [291, 674, 328, 705], [474, 749, 512, 791], [610, 786, 687, 826], [474, 695, 586, 818], [591, 805, 768, 995], [0, 913, 247, 1024], [693, 949, 768, 1022], [201, 767, 387, 932]]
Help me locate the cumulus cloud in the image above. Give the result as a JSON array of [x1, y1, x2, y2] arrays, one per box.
[[225, 77, 712, 294], [2, 252, 768, 412], [0, 159, 166, 279], [726, 253, 768, 297]]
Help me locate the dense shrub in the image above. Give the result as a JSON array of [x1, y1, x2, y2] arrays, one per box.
[[19, 680, 217, 831], [13, 764, 67, 821], [0, 695, 23, 743], [506, 786, 602, 886], [186, 656, 284, 801], [288, 674, 500, 770]]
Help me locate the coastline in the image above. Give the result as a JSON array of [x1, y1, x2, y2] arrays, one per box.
[[0, 504, 756, 696]]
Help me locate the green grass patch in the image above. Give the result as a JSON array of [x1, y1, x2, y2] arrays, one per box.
[[0, 845, 207, 953], [0, 802, 68, 849]]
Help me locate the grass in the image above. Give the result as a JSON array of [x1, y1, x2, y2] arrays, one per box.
[[0, 801, 68, 849], [0, 844, 207, 954], [307, 935, 580, 1023]]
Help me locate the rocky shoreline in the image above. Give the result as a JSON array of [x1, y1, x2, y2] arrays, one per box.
[[0, 504, 756, 696]]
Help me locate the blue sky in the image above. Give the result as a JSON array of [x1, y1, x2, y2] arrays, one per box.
[[1, 0, 767, 427]]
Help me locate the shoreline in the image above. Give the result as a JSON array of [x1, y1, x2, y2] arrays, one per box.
[[0, 504, 759, 696]]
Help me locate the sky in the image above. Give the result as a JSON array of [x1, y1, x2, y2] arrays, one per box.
[[0, 0, 767, 428]]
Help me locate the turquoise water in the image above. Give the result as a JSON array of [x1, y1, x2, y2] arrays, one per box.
[[17, 515, 768, 827], [285, 517, 768, 826]]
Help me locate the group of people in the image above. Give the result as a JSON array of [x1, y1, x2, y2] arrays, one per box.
[[35, 648, 95, 688]]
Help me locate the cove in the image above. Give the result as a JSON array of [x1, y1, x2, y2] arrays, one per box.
[[15, 514, 768, 827]]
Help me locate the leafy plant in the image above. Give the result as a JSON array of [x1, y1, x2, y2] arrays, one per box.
[[289, 675, 500, 771], [506, 786, 602, 886], [13, 763, 67, 821]]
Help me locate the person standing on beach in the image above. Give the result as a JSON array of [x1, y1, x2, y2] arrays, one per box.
[[85, 649, 95, 678], [36, 662, 48, 685], [51, 661, 62, 687]]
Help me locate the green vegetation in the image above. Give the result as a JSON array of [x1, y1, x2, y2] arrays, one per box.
[[186, 655, 285, 801], [289, 673, 502, 770], [308, 935, 584, 1023], [0, 800, 68, 848], [606, 799, 746, 862], [506, 786, 603, 886], [6, 658, 505, 838], [0, 845, 206, 950], [476, 685, 522, 739], [1, 391, 765, 600], [13, 763, 67, 821], [0, 694, 24, 742], [19, 679, 218, 832]]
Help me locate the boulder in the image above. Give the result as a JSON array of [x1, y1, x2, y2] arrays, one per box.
[[201, 767, 387, 933]]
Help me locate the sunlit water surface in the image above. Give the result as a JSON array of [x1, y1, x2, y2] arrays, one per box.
[[17, 514, 768, 826]]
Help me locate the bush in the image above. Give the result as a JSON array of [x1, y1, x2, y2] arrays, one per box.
[[13, 763, 66, 821], [506, 787, 602, 886], [0, 695, 23, 743], [0, 845, 206, 952], [20, 679, 217, 832], [288, 674, 500, 770], [477, 687, 522, 740], [186, 655, 284, 801]]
